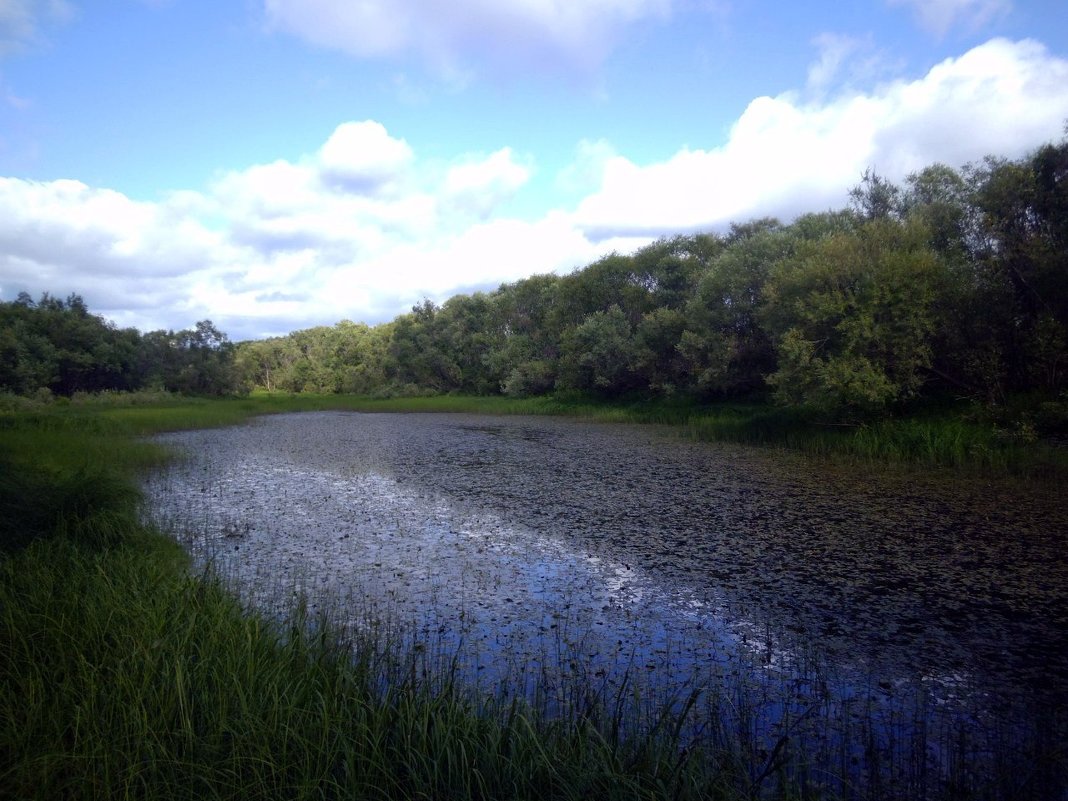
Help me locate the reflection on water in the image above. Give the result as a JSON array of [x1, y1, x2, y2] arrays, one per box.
[[143, 411, 1068, 800]]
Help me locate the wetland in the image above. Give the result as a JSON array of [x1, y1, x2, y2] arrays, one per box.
[[144, 411, 1068, 798]]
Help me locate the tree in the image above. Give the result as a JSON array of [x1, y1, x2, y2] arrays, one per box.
[[486, 274, 562, 395], [633, 307, 688, 394], [0, 293, 146, 395], [679, 225, 792, 397], [761, 219, 942, 418], [849, 169, 903, 222], [437, 293, 499, 394], [173, 321, 239, 395], [384, 300, 462, 393], [558, 305, 641, 395]]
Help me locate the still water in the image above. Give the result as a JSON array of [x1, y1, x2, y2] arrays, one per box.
[[143, 412, 1068, 799]]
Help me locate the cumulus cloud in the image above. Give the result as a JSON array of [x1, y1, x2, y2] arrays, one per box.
[[3, 39, 1067, 340], [888, 0, 1011, 37], [0, 121, 564, 338], [443, 148, 532, 219], [318, 121, 415, 193], [571, 38, 1068, 239], [0, 176, 243, 330], [261, 0, 672, 73]]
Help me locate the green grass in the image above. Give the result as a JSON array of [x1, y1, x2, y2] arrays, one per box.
[[2, 534, 747, 801], [679, 404, 1068, 476]]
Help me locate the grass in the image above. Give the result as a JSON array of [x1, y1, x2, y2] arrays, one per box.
[[2, 535, 748, 801], [678, 405, 1063, 475]]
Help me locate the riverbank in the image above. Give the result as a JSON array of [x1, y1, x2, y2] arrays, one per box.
[[1, 401, 751, 800], [5, 388, 1066, 477], [2, 394, 1065, 800]]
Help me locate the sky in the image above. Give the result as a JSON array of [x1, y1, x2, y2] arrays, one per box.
[[1, 0, 1067, 340]]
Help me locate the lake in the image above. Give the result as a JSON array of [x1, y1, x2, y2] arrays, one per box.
[[143, 411, 1068, 799]]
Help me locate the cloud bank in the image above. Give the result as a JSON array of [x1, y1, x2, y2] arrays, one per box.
[[2, 38, 1066, 339], [572, 38, 1068, 239]]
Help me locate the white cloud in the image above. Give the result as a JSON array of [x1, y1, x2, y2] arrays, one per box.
[[0, 176, 241, 330], [571, 38, 1068, 239], [318, 121, 415, 194], [0, 121, 574, 338], [888, 0, 1011, 37], [3, 39, 1066, 340], [262, 0, 672, 73], [444, 148, 532, 219]]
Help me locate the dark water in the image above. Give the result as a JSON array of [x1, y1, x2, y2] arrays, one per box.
[[144, 412, 1068, 799]]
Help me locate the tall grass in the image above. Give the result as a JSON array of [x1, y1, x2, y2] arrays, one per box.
[[681, 406, 1067, 476], [1, 534, 745, 800]]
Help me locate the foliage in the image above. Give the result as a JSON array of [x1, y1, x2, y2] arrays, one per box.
[[678, 223, 790, 397], [762, 219, 941, 418], [559, 305, 642, 394], [0, 294, 240, 397]]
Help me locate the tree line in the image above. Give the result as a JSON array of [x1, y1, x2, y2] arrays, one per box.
[[4, 135, 1065, 420], [0, 293, 239, 397]]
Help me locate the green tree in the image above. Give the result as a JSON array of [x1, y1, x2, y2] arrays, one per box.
[[633, 307, 688, 394], [436, 293, 499, 394], [558, 305, 641, 395], [678, 223, 789, 397], [486, 274, 562, 396], [761, 219, 942, 418], [385, 300, 462, 393]]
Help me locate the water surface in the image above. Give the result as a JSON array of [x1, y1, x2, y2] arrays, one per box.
[[144, 411, 1068, 797]]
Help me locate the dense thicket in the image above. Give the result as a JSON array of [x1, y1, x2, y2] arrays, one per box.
[[0, 294, 239, 396], [5, 137, 1066, 418]]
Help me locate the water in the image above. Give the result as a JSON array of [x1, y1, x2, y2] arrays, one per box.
[[142, 411, 1068, 799]]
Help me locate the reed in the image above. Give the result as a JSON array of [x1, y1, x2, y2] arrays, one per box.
[[0, 529, 751, 800]]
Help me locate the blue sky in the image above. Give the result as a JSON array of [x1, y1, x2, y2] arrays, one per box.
[[1, 0, 1067, 340]]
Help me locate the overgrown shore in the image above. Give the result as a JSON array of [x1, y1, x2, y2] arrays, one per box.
[[2, 392, 1065, 800]]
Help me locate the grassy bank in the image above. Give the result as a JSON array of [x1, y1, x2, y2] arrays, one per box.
[[0, 399, 758, 801], [10, 387, 1062, 475]]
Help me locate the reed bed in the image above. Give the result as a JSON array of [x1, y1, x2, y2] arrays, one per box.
[[0, 532, 752, 801]]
